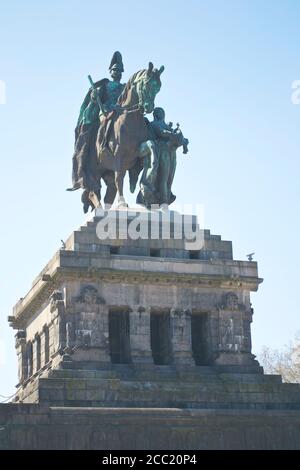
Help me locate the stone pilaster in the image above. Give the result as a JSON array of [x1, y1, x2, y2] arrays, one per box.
[[215, 292, 258, 366], [170, 308, 195, 366], [40, 325, 50, 367], [32, 334, 41, 374], [242, 308, 253, 353], [15, 330, 27, 384], [93, 305, 111, 363], [130, 307, 153, 364], [50, 290, 66, 355], [26, 342, 33, 378], [65, 319, 76, 351]]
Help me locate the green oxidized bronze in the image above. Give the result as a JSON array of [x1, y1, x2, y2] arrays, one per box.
[[68, 52, 188, 212], [69, 52, 125, 203], [137, 107, 189, 208]]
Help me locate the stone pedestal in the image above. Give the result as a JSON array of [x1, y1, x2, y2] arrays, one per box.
[[9, 210, 263, 402], [4, 210, 300, 449]]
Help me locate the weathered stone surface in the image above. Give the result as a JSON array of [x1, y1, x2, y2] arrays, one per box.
[[1, 405, 300, 450], [3, 211, 299, 449], [10, 212, 261, 388]]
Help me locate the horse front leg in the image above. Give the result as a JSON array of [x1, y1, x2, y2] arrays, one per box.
[[115, 163, 127, 208], [102, 171, 117, 210]]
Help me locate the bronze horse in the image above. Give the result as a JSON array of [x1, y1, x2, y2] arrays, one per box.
[[85, 62, 164, 210]]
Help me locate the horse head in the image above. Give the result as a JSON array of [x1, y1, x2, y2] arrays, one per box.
[[137, 62, 164, 113], [119, 63, 164, 114]]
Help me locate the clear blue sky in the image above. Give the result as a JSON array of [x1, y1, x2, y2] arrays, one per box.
[[0, 0, 299, 396]]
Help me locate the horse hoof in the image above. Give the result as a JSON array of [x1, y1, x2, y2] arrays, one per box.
[[116, 202, 128, 210], [160, 203, 169, 212], [88, 191, 103, 210], [116, 197, 128, 210]]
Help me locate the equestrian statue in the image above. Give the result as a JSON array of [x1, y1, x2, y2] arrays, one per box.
[[68, 52, 188, 212]]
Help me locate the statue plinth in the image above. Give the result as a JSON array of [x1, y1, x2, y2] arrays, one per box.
[[3, 210, 300, 449], [10, 210, 264, 405]]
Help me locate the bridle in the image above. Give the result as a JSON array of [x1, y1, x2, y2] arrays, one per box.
[[119, 74, 151, 115]]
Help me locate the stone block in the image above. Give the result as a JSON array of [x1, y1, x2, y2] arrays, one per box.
[[39, 378, 65, 389], [85, 389, 106, 401], [65, 379, 86, 390]]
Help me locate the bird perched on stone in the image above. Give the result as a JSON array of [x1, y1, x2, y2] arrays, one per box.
[[247, 253, 255, 261]]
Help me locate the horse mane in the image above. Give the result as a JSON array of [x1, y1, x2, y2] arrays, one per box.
[[118, 69, 146, 105]]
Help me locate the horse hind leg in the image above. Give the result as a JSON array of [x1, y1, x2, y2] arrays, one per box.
[[81, 189, 102, 213], [115, 168, 128, 208], [81, 190, 94, 214], [102, 171, 117, 210], [88, 189, 103, 211]]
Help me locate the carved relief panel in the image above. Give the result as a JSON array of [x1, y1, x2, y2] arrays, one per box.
[[217, 292, 250, 353], [73, 285, 107, 349]]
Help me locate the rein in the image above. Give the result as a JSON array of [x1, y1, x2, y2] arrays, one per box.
[[119, 76, 146, 114], [121, 103, 142, 113]]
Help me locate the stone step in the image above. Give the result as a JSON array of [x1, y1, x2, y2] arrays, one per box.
[[46, 377, 285, 394], [50, 367, 281, 385], [37, 376, 300, 407], [35, 395, 300, 413], [39, 400, 300, 411]]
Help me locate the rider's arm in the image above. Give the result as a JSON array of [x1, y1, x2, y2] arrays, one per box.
[[90, 86, 102, 103]]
